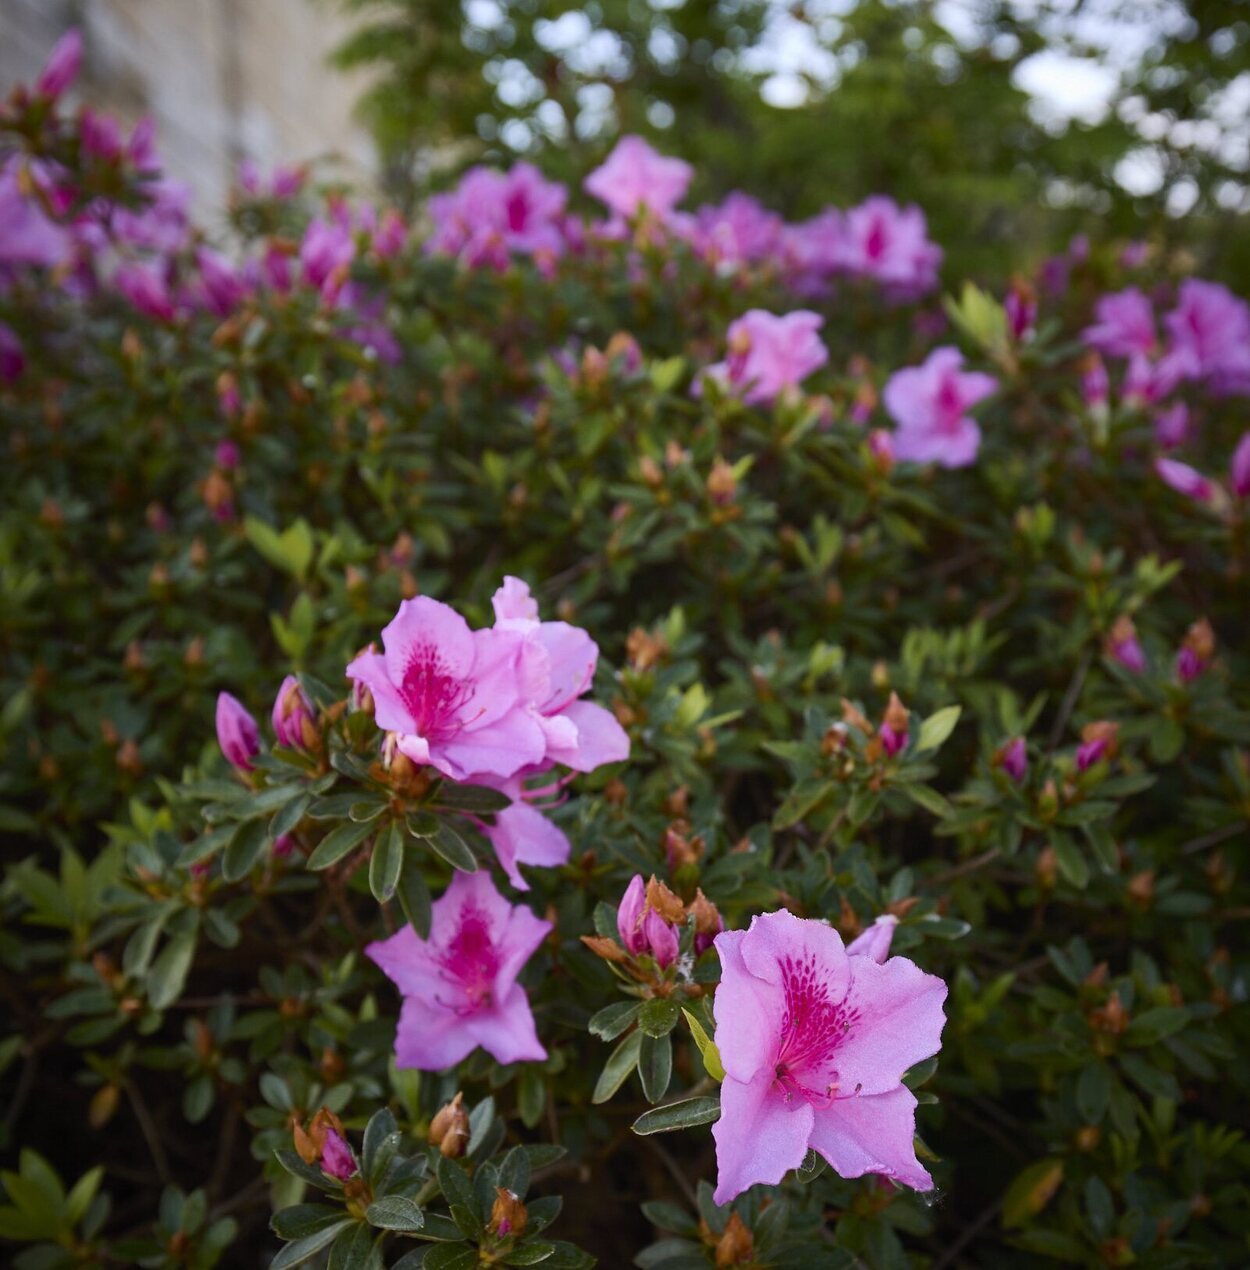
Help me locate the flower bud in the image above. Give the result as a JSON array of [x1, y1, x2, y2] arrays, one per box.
[[846, 914, 898, 964], [428, 1092, 470, 1158], [1106, 615, 1145, 673], [689, 889, 723, 955], [1175, 618, 1214, 683], [996, 736, 1028, 783], [215, 692, 259, 771], [714, 1212, 754, 1268], [36, 29, 83, 100], [320, 1129, 356, 1181], [1076, 721, 1119, 772], [879, 692, 909, 757], [706, 458, 738, 506], [489, 1188, 527, 1239], [272, 675, 317, 750]]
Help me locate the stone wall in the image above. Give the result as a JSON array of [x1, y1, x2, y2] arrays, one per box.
[[0, 0, 376, 211]]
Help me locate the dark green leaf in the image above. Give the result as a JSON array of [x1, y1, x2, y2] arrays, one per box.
[[632, 1096, 721, 1135], [307, 820, 375, 870]]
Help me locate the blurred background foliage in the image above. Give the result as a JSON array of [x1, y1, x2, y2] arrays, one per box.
[[330, 0, 1250, 284]]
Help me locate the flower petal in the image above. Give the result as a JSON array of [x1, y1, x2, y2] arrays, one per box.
[[831, 955, 947, 1096], [712, 1071, 813, 1205], [393, 997, 477, 1070], [437, 708, 547, 781], [712, 928, 785, 1083], [464, 984, 547, 1065], [809, 1086, 933, 1191], [381, 596, 475, 688], [544, 700, 630, 772]]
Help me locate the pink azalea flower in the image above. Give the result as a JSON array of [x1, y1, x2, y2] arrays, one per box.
[[346, 596, 545, 781], [36, 29, 83, 100], [583, 136, 692, 220], [1155, 457, 1214, 504], [216, 692, 259, 771], [701, 310, 828, 407], [113, 262, 176, 322], [840, 197, 942, 297], [884, 347, 997, 468], [367, 870, 550, 1069], [686, 193, 784, 270], [0, 160, 72, 269], [780, 209, 844, 296], [196, 247, 247, 316], [300, 217, 355, 302], [711, 909, 946, 1204], [1083, 288, 1156, 358], [1164, 279, 1250, 396], [1230, 432, 1250, 498], [428, 164, 567, 267]]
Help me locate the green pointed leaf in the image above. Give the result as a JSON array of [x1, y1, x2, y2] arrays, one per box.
[[427, 821, 477, 873], [682, 1009, 724, 1082], [369, 821, 403, 903], [307, 820, 375, 871], [593, 1030, 643, 1104], [915, 706, 962, 754], [632, 1096, 721, 1135]]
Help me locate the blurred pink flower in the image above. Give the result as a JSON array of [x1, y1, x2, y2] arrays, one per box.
[[701, 309, 828, 406], [1155, 457, 1214, 504], [584, 136, 692, 219], [884, 347, 996, 468], [216, 692, 259, 771], [367, 870, 550, 1069], [1084, 288, 1156, 358]]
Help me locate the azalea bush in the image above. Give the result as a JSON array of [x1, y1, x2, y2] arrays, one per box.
[[3, 33, 1250, 1270]]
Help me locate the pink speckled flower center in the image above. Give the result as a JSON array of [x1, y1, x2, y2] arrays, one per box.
[[441, 907, 499, 1009], [774, 954, 860, 1105], [400, 645, 471, 738], [505, 190, 531, 234], [864, 219, 887, 262]]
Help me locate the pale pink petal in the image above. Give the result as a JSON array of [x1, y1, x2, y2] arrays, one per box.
[[394, 998, 477, 1070], [464, 984, 547, 1064], [739, 910, 850, 1001], [809, 1086, 933, 1191], [395, 733, 432, 765], [494, 897, 553, 999], [882, 365, 935, 432], [712, 928, 785, 1083], [544, 700, 630, 772], [484, 801, 571, 890], [534, 622, 598, 712], [846, 915, 898, 964], [712, 1072, 814, 1205], [492, 576, 540, 627], [462, 627, 525, 727], [381, 596, 475, 687], [437, 708, 547, 780], [831, 956, 947, 1096], [366, 925, 438, 1002]]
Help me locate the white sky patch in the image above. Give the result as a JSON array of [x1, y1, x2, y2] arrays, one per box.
[[1013, 51, 1119, 125]]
